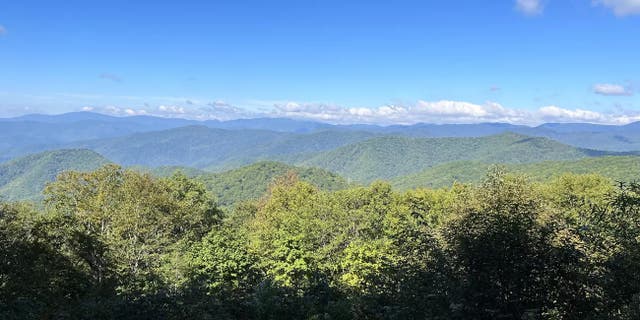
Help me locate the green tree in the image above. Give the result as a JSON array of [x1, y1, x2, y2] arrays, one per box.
[[42, 165, 221, 298]]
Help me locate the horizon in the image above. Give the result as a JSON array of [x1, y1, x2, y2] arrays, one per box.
[[1, 0, 640, 125], [3, 110, 640, 128]]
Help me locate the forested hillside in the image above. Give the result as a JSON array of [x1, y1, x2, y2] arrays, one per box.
[[0, 152, 350, 203], [300, 133, 614, 182], [2, 165, 640, 319], [198, 161, 350, 206], [2, 146, 639, 203], [392, 156, 640, 189], [0, 149, 110, 201], [58, 129, 627, 183]]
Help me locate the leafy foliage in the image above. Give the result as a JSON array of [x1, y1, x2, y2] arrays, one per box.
[[2, 165, 640, 319], [199, 161, 351, 207], [392, 156, 640, 189], [0, 149, 110, 201]]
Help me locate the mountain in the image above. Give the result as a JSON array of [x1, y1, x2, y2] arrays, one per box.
[[0, 150, 348, 204], [524, 125, 640, 152], [205, 117, 334, 133], [0, 143, 635, 203], [0, 149, 111, 201], [0, 113, 197, 162], [64, 129, 625, 183], [299, 133, 617, 183], [196, 161, 350, 207], [355, 121, 640, 152], [391, 156, 640, 190], [380, 122, 532, 137], [5, 112, 640, 164], [68, 126, 287, 168], [68, 126, 377, 170]]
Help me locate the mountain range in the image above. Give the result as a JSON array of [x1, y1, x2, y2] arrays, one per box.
[[2, 112, 640, 202], [0, 149, 350, 204], [4, 112, 640, 163]]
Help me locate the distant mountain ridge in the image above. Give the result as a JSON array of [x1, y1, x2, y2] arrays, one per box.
[[2, 112, 640, 199], [0, 112, 640, 164], [51, 127, 629, 183], [4, 112, 640, 163], [67, 125, 378, 170], [298, 132, 620, 183]]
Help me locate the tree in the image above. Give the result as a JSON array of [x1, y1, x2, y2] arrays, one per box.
[[42, 165, 221, 298]]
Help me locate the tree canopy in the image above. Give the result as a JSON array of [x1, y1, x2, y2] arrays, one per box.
[[1, 165, 639, 319]]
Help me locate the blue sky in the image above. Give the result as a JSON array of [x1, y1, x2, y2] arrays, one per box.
[[0, 0, 639, 124]]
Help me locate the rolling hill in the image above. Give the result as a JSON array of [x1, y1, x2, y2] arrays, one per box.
[[3, 112, 640, 203], [0, 150, 349, 205], [0, 112, 198, 162], [64, 130, 626, 183], [391, 156, 640, 190], [67, 126, 378, 169], [298, 133, 617, 183], [5, 112, 640, 166], [0, 149, 111, 201], [0, 144, 637, 205], [69, 126, 288, 168], [197, 161, 351, 207]]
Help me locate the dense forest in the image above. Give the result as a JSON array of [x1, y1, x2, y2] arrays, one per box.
[[3, 147, 640, 203], [2, 164, 639, 319]]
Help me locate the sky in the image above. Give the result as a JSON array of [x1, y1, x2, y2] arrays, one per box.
[[0, 0, 639, 125]]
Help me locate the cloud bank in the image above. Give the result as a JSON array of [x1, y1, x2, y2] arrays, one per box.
[[81, 98, 640, 126], [81, 99, 255, 121], [270, 100, 640, 125]]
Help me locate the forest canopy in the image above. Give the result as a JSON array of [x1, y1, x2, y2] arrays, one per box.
[[1, 165, 640, 319]]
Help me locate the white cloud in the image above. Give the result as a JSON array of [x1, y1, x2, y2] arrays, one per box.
[[271, 100, 640, 125], [158, 105, 186, 114], [539, 105, 640, 124], [77, 98, 640, 126], [516, 0, 545, 15], [80, 100, 255, 121], [593, 83, 633, 96], [124, 108, 147, 116], [272, 100, 531, 125], [538, 105, 605, 122], [415, 100, 489, 117], [0, 25, 6, 35], [594, 0, 640, 16], [81, 105, 149, 117]]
